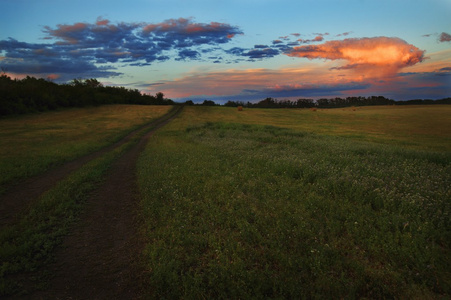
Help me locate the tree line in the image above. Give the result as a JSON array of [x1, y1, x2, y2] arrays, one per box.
[[1, 74, 449, 116], [0, 75, 174, 116], [223, 96, 451, 108]]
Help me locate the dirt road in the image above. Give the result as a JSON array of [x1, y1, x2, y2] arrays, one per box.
[[4, 106, 182, 299]]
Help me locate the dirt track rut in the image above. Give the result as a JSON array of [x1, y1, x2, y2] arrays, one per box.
[[5, 106, 182, 299], [0, 107, 180, 226]]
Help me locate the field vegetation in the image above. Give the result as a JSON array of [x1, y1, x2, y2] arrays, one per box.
[[0, 105, 171, 192], [0, 105, 171, 294], [138, 106, 450, 298], [0, 104, 449, 297]]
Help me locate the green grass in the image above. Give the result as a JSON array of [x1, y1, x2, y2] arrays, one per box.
[[0, 141, 130, 295], [137, 107, 450, 298], [1, 105, 449, 297], [177, 105, 451, 152], [0, 105, 173, 295], [0, 105, 171, 189]]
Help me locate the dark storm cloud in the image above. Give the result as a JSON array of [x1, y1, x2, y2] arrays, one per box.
[[0, 17, 242, 80]]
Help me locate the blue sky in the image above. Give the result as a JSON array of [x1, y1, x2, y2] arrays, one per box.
[[1, 0, 450, 102]]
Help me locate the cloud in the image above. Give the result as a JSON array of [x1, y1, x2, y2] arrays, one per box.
[[226, 46, 280, 60], [238, 82, 369, 100], [142, 17, 241, 46], [176, 49, 200, 60], [0, 17, 242, 81], [0, 38, 123, 81], [287, 37, 425, 76], [139, 49, 450, 102], [337, 32, 352, 37], [439, 32, 451, 42], [296, 35, 325, 44], [244, 48, 280, 59], [138, 63, 380, 102]]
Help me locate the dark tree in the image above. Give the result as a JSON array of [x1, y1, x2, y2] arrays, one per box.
[[201, 100, 216, 106]]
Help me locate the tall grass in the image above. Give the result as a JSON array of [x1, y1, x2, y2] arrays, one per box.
[[138, 117, 450, 298]]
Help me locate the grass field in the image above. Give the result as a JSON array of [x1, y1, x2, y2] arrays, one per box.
[[0, 105, 171, 295], [0, 105, 449, 297], [175, 105, 451, 152], [0, 105, 171, 190], [138, 105, 450, 298]]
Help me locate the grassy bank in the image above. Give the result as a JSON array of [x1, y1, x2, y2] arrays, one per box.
[[0, 105, 171, 189], [138, 106, 450, 298]]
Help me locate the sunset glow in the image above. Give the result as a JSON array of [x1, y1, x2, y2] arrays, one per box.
[[1, 0, 449, 102]]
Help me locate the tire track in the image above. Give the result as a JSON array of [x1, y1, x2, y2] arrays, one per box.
[[0, 106, 182, 227], [23, 105, 182, 299]]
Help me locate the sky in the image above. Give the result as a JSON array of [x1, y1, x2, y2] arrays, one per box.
[[1, 0, 450, 103]]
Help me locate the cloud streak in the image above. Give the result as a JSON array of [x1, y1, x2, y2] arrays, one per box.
[[139, 64, 375, 102]]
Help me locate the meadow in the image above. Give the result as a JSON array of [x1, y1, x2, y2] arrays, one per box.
[[0, 104, 450, 297], [0, 105, 171, 294], [138, 105, 450, 298], [0, 105, 171, 191]]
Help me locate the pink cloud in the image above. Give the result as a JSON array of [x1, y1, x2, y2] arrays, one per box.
[[142, 17, 240, 38], [287, 37, 425, 76], [43, 22, 88, 44], [96, 18, 110, 26]]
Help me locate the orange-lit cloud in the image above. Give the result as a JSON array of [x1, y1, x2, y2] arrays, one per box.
[[43, 22, 88, 44], [142, 17, 241, 39], [95, 18, 110, 26], [141, 48, 450, 102], [287, 37, 425, 76]]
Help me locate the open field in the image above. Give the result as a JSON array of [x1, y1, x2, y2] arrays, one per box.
[[0, 105, 176, 296], [176, 105, 451, 152], [138, 105, 450, 298], [1, 105, 450, 298], [0, 104, 171, 190]]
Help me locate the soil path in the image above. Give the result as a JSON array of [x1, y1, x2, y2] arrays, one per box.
[[0, 106, 180, 226], [10, 106, 182, 299]]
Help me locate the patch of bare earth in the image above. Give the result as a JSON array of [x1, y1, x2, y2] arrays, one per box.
[[4, 107, 182, 299]]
